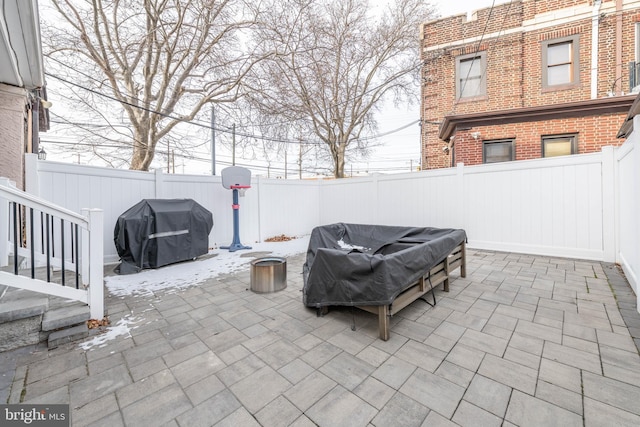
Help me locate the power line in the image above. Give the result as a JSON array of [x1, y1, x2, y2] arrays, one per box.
[[47, 72, 422, 148], [455, 0, 496, 109]]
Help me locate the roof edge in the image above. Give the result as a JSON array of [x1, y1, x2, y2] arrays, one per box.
[[439, 95, 637, 141]]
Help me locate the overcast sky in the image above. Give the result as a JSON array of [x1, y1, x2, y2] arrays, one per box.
[[44, 0, 510, 176]]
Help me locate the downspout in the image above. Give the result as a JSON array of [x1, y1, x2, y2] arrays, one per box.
[[31, 93, 40, 155], [591, 0, 602, 99], [615, 0, 623, 95]]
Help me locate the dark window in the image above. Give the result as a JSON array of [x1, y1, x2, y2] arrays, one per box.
[[542, 134, 577, 157], [542, 35, 580, 88], [483, 139, 515, 164], [456, 52, 487, 99]]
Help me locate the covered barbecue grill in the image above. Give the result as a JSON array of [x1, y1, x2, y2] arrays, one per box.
[[114, 199, 213, 274]]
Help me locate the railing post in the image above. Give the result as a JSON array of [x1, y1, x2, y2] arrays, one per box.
[[0, 178, 10, 267], [85, 208, 104, 319], [81, 209, 90, 284]]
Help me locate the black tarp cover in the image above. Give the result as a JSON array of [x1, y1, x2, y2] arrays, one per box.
[[114, 199, 213, 274], [303, 223, 467, 307]]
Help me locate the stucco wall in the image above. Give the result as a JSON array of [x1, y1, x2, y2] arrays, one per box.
[[0, 84, 26, 189]]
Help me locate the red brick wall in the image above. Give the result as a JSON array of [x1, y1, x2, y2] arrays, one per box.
[[421, 0, 637, 169], [449, 112, 626, 167]]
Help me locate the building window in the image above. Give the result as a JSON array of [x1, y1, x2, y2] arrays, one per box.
[[542, 134, 577, 157], [542, 35, 579, 88], [483, 139, 515, 164], [456, 52, 486, 99]]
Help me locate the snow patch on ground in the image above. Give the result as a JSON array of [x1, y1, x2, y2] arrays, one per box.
[[79, 314, 141, 350], [80, 236, 310, 350], [105, 235, 310, 298]]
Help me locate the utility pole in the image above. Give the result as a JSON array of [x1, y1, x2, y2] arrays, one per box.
[[284, 149, 287, 179], [211, 107, 216, 175], [232, 123, 236, 166]]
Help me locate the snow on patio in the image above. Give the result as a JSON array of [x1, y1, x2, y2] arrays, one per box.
[[104, 235, 310, 298], [80, 236, 310, 350]]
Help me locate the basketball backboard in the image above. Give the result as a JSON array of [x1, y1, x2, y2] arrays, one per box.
[[221, 166, 251, 189]]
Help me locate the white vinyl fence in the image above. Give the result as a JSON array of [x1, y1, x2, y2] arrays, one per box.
[[616, 116, 640, 302], [23, 140, 639, 310]]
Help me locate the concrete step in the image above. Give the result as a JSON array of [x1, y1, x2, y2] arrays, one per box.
[[47, 323, 89, 349], [0, 291, 48, 322], [0, 315, 47, 352], [0, 290, 48, 352], [42, 304, 90, 332], [0, 287, 92, 351]]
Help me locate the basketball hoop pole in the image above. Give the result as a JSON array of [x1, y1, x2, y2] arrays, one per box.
[[221, 185, 252, 252]]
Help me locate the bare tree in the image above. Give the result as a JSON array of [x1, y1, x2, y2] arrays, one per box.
[[246, 0, 435, 178], [43, 0, 264, 171]]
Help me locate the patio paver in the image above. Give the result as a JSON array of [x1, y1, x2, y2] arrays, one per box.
[[1, 249, 640, 426]]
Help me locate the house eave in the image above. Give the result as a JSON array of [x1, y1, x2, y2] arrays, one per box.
[[616, 92, 640, 138], [0, 0, 45, 89], [439, 95, 637, 141]]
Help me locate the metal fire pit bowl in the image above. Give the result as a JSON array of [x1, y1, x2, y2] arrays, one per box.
[[250, 257, 287, 293]]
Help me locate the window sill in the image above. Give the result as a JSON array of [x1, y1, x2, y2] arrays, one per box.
[[541, 83, 580, 93], [455, 95, 488, 103]]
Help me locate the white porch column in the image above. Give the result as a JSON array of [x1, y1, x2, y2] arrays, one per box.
[[84, 208, 104, 319]]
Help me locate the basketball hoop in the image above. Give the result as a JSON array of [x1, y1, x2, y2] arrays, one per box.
[[231, 184, 250, 197], [220, 167, 252, 252]]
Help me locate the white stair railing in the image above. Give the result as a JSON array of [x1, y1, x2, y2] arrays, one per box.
[[0, 177, 104, 319]]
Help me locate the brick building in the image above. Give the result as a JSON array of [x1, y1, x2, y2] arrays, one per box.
[[0, 1, 47, 189], [420, 0, 639, 169]]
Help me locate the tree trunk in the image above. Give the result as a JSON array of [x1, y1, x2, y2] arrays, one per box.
[[334, 143, 346, 178]]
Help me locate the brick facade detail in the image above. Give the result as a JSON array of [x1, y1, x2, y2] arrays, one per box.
[[420, 0, 639, 169], [0, 84, 27, 189]]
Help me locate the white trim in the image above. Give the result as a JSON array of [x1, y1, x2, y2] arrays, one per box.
[[0, 180, 88, 227], [424, 1, 640, 52], [0, 272, 88, 303], [467, 240, 604, 261]]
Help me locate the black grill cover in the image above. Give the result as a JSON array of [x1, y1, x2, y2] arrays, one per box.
[[114, 199, 213, 274], [303, 223, 466, 307]]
